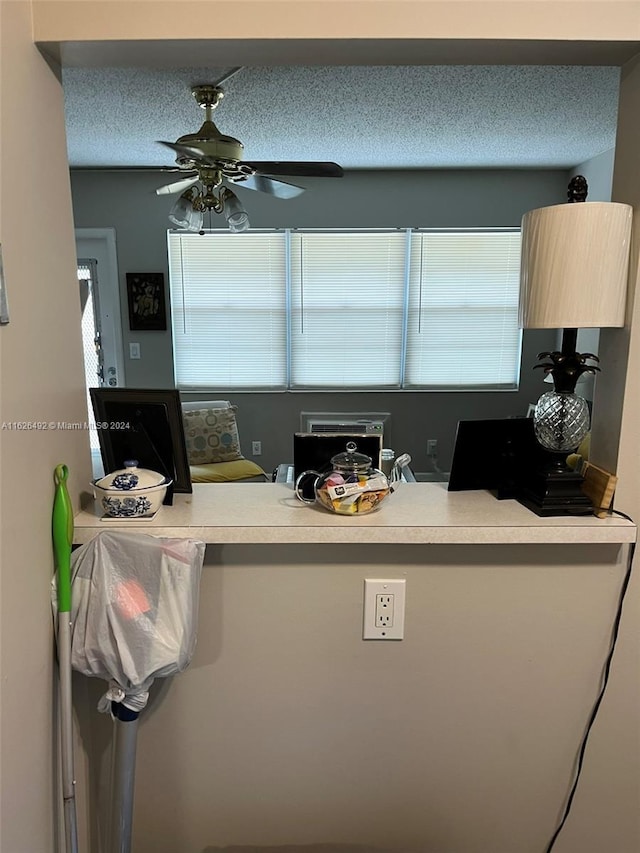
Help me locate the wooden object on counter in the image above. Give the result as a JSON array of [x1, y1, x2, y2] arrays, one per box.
[[581, 461, 618, 519]]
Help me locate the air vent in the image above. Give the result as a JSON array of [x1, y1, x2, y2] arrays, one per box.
[[300, 412, 390, 436]]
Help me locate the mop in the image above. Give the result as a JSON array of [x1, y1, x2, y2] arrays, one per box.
[[67, 529, 205, 853], [52, 464, 79, 853]]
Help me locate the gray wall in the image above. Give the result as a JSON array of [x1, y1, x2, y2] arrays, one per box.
[[70, 169, 564, 473], [80, 540, 633, 853], [572, 147, 615, 203], [571, 149, 615, 375]]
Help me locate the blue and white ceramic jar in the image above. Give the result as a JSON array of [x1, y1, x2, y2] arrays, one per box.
[[92, 460, 172, 518]]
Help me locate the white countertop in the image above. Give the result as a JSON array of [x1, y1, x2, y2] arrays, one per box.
[[72, 482, 636, 545]]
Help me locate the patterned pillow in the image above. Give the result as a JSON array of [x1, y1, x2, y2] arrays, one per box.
[[182, 406, 243, 464]]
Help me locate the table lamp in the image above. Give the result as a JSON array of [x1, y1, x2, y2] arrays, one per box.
[[517, 177, 632, 516]]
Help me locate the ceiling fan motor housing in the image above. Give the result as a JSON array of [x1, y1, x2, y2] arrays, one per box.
[[175, 121, 245, 167]]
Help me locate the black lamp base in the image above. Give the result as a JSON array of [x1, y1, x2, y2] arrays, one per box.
[[517, 466, 593, 517]]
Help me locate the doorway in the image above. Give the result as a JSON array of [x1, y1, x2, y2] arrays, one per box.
[[76, 227, 125, 474], [75, 228, 124, 385]]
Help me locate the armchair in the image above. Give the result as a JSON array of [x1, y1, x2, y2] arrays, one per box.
[[181, 400, 267, 483]]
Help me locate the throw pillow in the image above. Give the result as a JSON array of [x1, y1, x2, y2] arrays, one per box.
[[183, 406, 243, 464]]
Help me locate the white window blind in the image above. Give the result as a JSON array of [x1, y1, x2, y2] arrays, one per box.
[[167, 228, 522, 391], [405, 231, 522, 389], [289, 232, 407, 389], [168, 232, 287, 389]]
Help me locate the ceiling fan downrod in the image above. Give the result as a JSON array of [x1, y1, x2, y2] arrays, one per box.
[[191, 85, 224, 123]]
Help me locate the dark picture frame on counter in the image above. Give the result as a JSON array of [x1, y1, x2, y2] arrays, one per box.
[[126, 272, 167, 331], [447, 417, 544, 500], [90, 388, 192, 498]]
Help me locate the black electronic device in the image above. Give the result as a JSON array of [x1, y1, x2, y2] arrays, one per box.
[[293, 432, 383, 501], [447, 417, 543, 499], [90, 388, 192, 502]]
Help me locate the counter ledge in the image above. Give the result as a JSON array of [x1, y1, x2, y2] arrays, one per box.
[[72, 482, 636, 546]]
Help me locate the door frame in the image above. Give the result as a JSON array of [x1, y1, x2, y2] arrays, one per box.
[[75, 227, 125, 386]]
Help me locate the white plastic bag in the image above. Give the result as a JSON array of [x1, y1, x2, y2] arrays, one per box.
[[65, 531, 205, 712]]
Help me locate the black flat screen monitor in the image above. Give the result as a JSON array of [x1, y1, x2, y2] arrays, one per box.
[[293, 432, 383, 501], [447, 417, 543, 498], [90, 388, 192, 494]]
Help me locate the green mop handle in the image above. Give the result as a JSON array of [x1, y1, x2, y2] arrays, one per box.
[[52, 464, 79, 853], [53, 464, 73, 613]]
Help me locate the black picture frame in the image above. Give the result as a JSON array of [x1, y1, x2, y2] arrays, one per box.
[[447, 417, 545, 499], [90, 388, 192, 496], [126, 272, 167, 331]]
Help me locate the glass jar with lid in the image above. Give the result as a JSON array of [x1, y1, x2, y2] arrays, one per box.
[[294, 441, 390, 515]]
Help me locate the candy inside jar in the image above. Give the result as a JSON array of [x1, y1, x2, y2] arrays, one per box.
[[295, 441, 390, 515]]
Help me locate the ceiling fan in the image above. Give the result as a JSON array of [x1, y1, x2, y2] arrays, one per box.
[[156, 71, 343, 232]]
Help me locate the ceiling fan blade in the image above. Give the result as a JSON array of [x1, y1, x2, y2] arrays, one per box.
[[157, 140, 216, 166], [212, 66, 243, 88], [230, 174, 305, 199], [244, 161, 344, 178], [155, 175, 198, 196]]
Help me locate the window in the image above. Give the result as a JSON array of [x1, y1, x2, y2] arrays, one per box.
[[289, 231, 407, 389], [169, 232, 286, 389], [168, 229, 522, 391], [405, 231, 522, 389]]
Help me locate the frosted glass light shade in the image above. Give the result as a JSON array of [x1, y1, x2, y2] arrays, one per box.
[[223, 191, 250, 233], [168, 193, 203, 232], [519, 201, 633, 329]]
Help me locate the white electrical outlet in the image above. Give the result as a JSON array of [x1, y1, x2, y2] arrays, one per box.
[[252, 440, 262, 455], [375, 594, 394, 627], [427, 439, 437, 456], [363, 579, 406, 640], [129, 342, 141, 359]]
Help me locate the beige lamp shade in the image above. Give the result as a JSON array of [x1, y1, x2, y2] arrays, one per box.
[[519, 201, 633, 329]]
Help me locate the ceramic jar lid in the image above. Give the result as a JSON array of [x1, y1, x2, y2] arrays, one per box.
[[95, 460, 167, 491]]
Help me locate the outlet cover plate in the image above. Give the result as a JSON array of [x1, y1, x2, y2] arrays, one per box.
[[363, 578, 406, 640]]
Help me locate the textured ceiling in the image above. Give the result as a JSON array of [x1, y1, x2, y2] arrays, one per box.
[[62, 65, 621, 170]]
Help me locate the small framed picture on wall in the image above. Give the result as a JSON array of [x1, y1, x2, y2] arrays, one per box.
[[126, 272, 167, 331]]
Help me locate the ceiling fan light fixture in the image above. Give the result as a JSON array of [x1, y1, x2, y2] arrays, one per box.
[[157, 81, 342, 232], [222, 188, 250, 232]]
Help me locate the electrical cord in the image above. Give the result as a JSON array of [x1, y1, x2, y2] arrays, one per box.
[[544, 508, 636, 852]]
